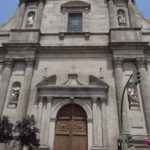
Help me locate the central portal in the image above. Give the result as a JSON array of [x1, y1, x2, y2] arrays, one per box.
[[54, 104, 88, 150]]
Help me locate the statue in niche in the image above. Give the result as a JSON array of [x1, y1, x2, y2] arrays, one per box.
[[117, 9, 127, 26], [8, 82, 21, 108], [26, 11, 35, 27], [127, 82, 140, 110]]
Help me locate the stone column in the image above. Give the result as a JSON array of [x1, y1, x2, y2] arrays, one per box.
[[16, 1, 26, 29], [44, 97, 52, 145], [40, 97, 52, 146], [36, 0, 45, 28], [18, 59, 34, 119], [101, 101, 108, 147], [147, 59, 150, 76], [0, 61, 3, 87], [37, 97, 43, 129], [108, 0, 116, 28], [0, 60, 13, 116], [92, 98, 99, 146], [40, 99, 47, 145], [137, 58, 150, 133], [113, 58, 124, 125], [92, 98, 103, 149]]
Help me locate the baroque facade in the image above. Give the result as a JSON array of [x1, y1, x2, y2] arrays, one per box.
[[0, 0, 150, 150]]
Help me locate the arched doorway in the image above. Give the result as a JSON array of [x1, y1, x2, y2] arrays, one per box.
[[54, 104, 88, 150]]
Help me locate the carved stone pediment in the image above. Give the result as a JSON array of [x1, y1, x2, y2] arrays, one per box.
[[61, 1, 91, 13], [37, 74, 109, 100]]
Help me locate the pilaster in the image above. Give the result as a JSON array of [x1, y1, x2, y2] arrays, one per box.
[[0, 59, 13, 116], [91, 98, 107, 150], [17, 59, 34, 119], [40, 97, 52, 146], [113, 57, 124, 122], [36, 0, 45, 29], [137, 58, 150, 133], [107, 0, 116, 28], [16, 1, 26, 29], [0, 61, 4, 85]]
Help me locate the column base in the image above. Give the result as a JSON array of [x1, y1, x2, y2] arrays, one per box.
[[39, 145, 49, 150], [91, 145, 109, 150]]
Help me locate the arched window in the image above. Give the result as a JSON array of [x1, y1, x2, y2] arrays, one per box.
[[8, 82, 21, 108], [26, 11, 35, 27], [117, 9, 127, 26]]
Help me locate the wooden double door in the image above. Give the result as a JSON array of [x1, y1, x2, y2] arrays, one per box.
[[54, 104, 88, 150]]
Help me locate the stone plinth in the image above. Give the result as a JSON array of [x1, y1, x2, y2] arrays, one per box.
[[39, 145, 49, 150], [91, 145, 109, 150]]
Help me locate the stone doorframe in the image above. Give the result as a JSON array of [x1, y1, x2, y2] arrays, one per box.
[[36, 75, 109, 150]]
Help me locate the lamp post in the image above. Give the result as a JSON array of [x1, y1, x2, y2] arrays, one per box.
[[119, 72, 141, 150]]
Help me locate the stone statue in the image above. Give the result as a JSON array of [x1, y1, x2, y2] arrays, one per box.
[[26, 11, 35, 27], [127, 83, 140, 109], [8, 82, 21, 108], [117, 9, 126, 26]]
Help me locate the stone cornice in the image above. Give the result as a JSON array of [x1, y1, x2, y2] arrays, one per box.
[[2, 43, 40, 51], [19, 0, 45, 5], [38, 85, 108, 100], [110, 42, 149, 48]]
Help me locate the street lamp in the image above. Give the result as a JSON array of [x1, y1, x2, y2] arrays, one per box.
[[118, 72, 141, 150]]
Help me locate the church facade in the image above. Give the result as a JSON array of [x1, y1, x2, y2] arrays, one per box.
[[0, 0, 150, 150]]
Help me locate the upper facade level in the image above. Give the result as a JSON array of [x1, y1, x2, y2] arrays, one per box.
[[0, 0, 150, 47]]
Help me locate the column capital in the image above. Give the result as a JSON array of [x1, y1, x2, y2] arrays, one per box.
[[136, 57, 146, 68], [4, 58, 13, 66], [146, 58, 150, 64], [113, 57, 123, 68], [25, 58, 34, 66]]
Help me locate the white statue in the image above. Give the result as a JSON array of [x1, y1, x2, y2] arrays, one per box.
[[117, 10, 126, 26], [26, 11, 35, 27]]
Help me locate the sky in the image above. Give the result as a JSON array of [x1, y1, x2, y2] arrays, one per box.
[[0, 0, 150, 25]]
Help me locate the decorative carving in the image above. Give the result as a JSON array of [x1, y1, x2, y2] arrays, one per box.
[[63, 74, 83, 86]]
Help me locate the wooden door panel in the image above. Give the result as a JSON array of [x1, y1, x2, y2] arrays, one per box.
[[72, 136, 88, 150], [71, 120, 87, 135], [54, 135, 70, 150], [54, 104, 88, 150], [55, 120, 70, 135]]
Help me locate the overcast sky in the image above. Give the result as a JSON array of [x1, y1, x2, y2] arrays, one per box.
[[0, 0, 150, 25]]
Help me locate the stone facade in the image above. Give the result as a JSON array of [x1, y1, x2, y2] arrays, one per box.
[[0, 0, 150, 150]]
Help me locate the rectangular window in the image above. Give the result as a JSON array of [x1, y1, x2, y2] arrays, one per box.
[[68, 13, 82, 32]]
